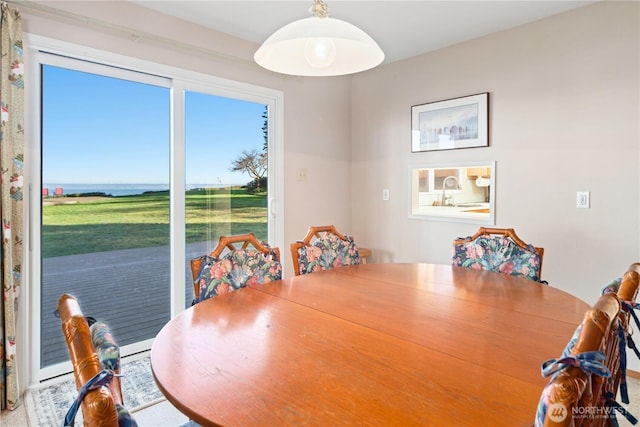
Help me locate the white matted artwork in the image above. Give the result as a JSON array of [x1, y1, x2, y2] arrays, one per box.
[[411, 93, 489, 152]]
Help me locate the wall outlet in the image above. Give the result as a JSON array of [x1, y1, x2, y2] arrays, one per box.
[[576, 191, 590, 209], [297, 168, 307, 182], [382, 189, 390, 201]]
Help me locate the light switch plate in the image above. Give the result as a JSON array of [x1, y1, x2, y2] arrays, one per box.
[[297, 168, 307, 182], [576, 191, 589, 209]]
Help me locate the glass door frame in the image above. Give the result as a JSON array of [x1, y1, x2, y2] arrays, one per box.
[[25, 33, 284, 383]]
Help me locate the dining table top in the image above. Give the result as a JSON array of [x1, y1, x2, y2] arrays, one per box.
[[150, 263, 590, 427]]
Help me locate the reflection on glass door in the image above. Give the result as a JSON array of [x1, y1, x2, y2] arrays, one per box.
[[40, 63, 170, 368], [184, 91, 269, 306]]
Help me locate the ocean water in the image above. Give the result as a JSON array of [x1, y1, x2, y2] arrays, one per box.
[[43, 183, 233, 197]]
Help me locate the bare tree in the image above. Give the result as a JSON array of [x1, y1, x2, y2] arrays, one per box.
[[231, 106, 269, 192], [230, 149, 267, 190]]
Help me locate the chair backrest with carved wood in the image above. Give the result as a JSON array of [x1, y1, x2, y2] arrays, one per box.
[[616, 263, 640, 302], [535, 293, 621, 426], [190, 232, 282, 303], [290, 225, 360, 276], [452, 227, 544, 282], [58, 294, 134, 427], [535, 263, 640, 427], [605, 262, 640, 420]]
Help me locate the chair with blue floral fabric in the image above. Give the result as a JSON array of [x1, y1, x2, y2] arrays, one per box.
[[290, 225, 361, 276], [601, 262, 640, 418], [452, 227, 544, 282], [191, 232, 282, 304], [534, 292, 622, 427], [58, 294, 138, 427], [534, 263, 640, 427]]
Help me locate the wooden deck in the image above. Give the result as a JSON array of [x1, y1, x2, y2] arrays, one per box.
[[42, 242, 215, 367]]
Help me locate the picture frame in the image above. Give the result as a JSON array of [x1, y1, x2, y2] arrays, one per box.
[[411, 92, 489, 152]]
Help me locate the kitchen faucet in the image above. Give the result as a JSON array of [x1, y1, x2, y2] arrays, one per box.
[[441, 176, 461, 206]]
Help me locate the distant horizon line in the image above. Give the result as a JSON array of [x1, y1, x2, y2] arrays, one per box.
[[42, 182, 244, 186]]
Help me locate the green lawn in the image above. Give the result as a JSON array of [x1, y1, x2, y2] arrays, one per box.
[[42, 187, 267, 258]]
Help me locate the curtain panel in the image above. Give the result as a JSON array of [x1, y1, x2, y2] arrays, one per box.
[[0, 2, 23, 411]]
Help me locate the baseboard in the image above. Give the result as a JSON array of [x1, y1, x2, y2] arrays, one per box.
[[627, 369, 640, 379]]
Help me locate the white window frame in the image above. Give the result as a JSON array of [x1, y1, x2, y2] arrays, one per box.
[[24, 33, 284, 384]]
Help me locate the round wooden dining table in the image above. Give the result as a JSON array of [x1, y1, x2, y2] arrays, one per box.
[[150, 263, 589, 427]]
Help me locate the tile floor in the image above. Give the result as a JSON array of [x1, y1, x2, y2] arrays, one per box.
[[4, 376, 640, 426]]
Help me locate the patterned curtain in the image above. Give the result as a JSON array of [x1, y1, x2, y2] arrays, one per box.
[[0, 2, 23, 411]]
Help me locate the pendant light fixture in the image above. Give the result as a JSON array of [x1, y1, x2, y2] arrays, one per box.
[[254, 0, 384, 76]]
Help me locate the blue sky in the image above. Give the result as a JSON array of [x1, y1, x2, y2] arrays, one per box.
[[42, 65, 266, 186]]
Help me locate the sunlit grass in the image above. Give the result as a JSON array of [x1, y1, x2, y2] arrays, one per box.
[[42, 187, 267, 257]]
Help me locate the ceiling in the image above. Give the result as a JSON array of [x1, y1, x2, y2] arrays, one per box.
[[130, 0, 596, 64]]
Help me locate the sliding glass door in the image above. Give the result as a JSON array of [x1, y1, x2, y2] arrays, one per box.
[[30, 41, 282, 381]]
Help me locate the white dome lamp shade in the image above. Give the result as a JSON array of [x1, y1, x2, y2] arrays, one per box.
[[254, 0, 384, 76]]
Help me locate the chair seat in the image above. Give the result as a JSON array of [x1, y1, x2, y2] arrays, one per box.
[[358, 247, 372, 264]]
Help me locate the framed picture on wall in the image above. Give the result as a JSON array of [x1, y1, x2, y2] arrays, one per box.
[[411, 92, 489, 152]]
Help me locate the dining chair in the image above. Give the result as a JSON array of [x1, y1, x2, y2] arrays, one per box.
[[190, 232, 282, 304], [535, 263, 640, 427], [290, 225, 360, 276], [452, 226, 544, 282], [602, 262, 640, 414], [535, 292, 621, 427], [58, 294, 138, 427]]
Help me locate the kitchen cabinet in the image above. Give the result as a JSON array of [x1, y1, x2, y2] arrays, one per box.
[[466, 167, 491, 178]]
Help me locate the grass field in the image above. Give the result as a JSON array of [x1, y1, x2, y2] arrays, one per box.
[[42, 187, 268, 258]]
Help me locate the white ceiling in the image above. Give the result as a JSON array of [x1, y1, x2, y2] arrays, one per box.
[[130, 0, 596, 64]]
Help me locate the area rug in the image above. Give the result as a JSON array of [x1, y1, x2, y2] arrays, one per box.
[[25, 355, 165, 426]]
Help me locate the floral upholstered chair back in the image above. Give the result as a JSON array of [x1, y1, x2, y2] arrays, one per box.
[[452, 227, 544, 282], [290, 225, 360, 276], [191, 233, 282, 304]]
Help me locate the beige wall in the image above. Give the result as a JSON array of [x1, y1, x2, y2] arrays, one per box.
[[350, 0, 639, 304]]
